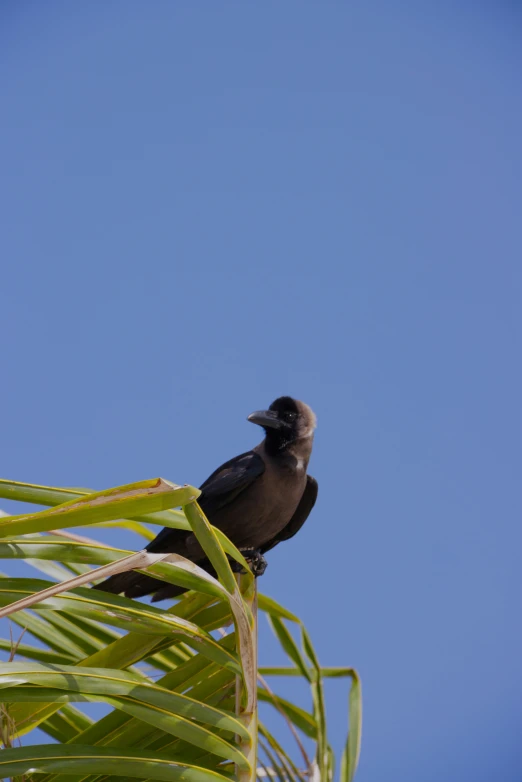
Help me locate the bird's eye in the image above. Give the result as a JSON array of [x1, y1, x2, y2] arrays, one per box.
[[284, 411, 297, 423]]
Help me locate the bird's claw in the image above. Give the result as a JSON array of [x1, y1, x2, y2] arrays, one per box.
[[230, 549, 268, 577], [250, 551, 267, 576], [243, 548, 268, 577]]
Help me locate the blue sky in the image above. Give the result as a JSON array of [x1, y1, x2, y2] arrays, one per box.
[[1, 2, 521, 780]]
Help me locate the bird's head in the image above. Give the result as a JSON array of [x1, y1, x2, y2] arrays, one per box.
[[248, 396, 317, 454]]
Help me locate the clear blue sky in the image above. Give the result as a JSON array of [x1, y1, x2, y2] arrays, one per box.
[[1, 3, 521, 780]]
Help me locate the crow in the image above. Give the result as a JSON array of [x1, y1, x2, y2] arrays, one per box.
[[95, 396, 317, 601]]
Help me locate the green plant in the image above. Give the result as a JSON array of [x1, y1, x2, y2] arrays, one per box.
[[0, 478, 361, 781]]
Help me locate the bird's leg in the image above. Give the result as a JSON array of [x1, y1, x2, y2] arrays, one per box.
[[241, 548, 268, 577], [229, 548, 268, 576], [250, 551, 268, 576]]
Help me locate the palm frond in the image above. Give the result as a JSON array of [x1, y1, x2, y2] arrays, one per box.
[[0, 478, 361, 781]]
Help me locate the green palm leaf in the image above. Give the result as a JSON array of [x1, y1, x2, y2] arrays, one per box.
[[0, 744, 232, 781], [0, 478, 362, 781]]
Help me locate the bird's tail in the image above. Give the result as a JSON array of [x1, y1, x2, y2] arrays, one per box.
[[94, 571, 186, 602]]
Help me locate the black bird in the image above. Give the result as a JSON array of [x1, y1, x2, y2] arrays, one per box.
[[95, 396, 318, 601]]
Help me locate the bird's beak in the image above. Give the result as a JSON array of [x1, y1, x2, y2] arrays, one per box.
[[247, 410, 283, 429]]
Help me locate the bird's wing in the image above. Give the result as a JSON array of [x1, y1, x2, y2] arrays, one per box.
[[199, 450, 266, 516], [260, 474, 318, 554], [146, 450, 265, 553]]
